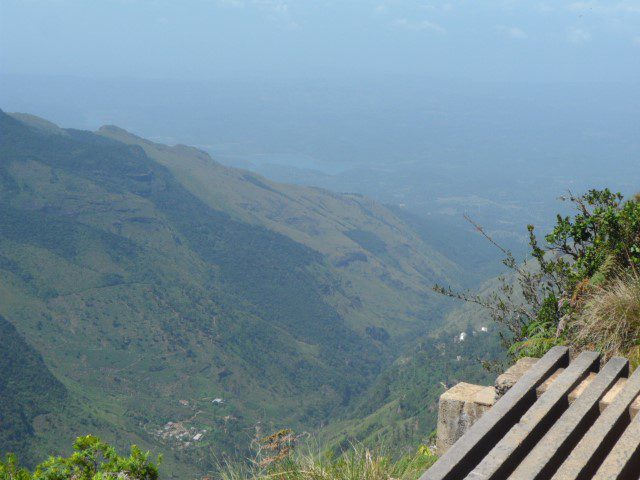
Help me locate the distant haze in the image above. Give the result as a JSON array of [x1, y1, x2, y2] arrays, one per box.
[[1, 0, 640, 82], [1, 0, 639, 241]]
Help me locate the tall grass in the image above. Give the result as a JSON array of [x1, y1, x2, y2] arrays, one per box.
[[216, 444, 437, 480], [573, 273, 640, 367]]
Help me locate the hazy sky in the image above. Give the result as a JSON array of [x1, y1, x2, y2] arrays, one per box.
[[1, 0, 639, 83]]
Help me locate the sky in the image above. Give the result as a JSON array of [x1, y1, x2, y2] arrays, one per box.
[[0, 0, 639, 242], [1, 0, 640, 83]]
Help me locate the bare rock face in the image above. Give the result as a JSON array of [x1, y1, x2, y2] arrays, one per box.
[[494, 357, 538, 400], [435, 382, 495, 455]]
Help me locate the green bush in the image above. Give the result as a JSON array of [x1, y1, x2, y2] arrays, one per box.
[[435, 189, 640, 361], [0, 436, 160, 480], [520, 189, 640, 358], [0, 454, 32, 480]]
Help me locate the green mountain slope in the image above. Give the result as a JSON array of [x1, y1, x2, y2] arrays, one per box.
[[97, 125, 464, 344], [317, 325, 503, 455], [0, 314, 67, 464], [0, 111, 467, 477]]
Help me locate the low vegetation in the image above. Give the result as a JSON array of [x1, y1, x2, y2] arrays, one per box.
[[217, 447, 436, 480], [0, 436, 159, 480], [573, 273, 640, 365], [217, 430, 437, 480], [1, 435, 435, 480]]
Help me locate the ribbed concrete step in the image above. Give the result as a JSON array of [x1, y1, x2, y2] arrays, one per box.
[[538, 369, 640, 419], [422, 349, 640, 480], [510, 357, 629, 480]]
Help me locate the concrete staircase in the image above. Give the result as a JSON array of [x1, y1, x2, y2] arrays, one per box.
[[424, 347, 640, 479]]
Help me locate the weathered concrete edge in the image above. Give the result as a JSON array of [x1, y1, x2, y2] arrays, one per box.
[[435, 382, 495, 455], [421, 345, 570, 480], [592, 402, 640, 479], [551, 363, 640, 480], [509, 356, 629, 480], [464, 351, 601, 480]]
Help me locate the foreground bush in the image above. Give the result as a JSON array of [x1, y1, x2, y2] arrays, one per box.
[[0, 436, 159, 480]]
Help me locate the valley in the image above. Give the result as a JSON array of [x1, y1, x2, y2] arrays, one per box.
[[0, 110, 498, 478]]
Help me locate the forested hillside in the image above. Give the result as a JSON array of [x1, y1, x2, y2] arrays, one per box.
[[319, 325, 503, 454], [0, 314, 67, 465], [0, 110, 487, 478], [96, 124, 466, 344]]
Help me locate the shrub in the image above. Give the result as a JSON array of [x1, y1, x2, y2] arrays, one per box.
[[435, 189, 640, 362], [0, 454, 31, 480], [0, 436, 160, 480]]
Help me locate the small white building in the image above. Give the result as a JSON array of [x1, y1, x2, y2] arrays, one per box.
[[193, 433, 203, 441]]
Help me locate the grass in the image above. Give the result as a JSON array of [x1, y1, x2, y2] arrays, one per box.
[[0, 439, 438, 480], [573, 273, 640, 368], [216, 444, 438, 480]]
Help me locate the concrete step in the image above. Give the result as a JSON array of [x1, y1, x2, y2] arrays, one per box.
[[423, 349, 640, 480]]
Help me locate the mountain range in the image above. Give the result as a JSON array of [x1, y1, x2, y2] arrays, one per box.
[[0, 110, 498, 478]]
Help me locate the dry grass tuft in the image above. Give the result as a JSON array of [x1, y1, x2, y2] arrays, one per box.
[[215, 444, 437, 480], [573, 274, 640, 366]]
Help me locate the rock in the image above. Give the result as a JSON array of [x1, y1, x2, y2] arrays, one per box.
[[434, 357, 541, 455], [435, 382, 495, 455], [494, 357, 538, 400]]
